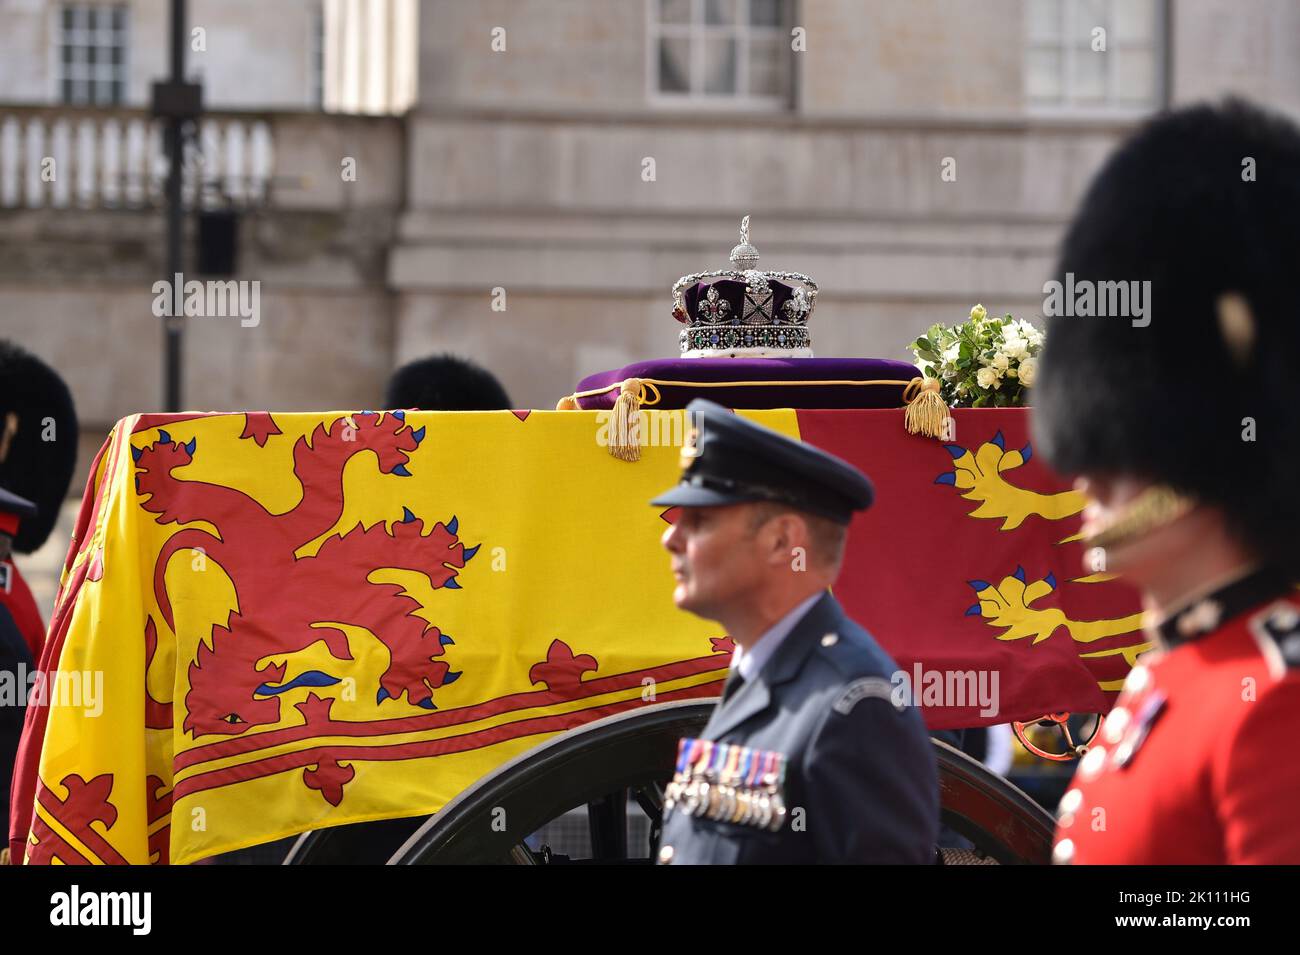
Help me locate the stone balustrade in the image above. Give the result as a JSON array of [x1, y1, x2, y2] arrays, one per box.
[[0, 105, 277, 210]]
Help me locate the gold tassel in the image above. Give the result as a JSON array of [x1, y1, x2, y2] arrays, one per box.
[[555, 394, 580, 410], [608, 378, 644, 462], [903, 377, 950, 439]]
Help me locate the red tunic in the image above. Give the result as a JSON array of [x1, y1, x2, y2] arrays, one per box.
[[1053, 576, 1300, 865]]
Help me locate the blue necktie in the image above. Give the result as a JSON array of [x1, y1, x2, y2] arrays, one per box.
[[721, 668, 746, 703]]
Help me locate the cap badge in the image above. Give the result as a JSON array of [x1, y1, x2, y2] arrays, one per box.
[[680, 425, 701, 467]]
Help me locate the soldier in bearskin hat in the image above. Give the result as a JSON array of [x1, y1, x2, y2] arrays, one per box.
[[384, 354, 512, 411], [0, 343, 76, 865], [1034, 99, 1300, 864]]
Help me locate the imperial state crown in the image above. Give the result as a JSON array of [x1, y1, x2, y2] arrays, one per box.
[[672, 216, 817, 358]]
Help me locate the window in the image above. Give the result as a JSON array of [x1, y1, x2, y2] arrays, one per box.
[[1025, 0, 1164, 112], [650, 0, 791, 105], [57, 4, 129, 106]]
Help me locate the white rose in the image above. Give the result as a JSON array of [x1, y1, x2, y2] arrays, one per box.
[[1002, 335, 1029, 360], [976, 366, 1000, 389], [1018, 320, 1044, 347], [1018, 356, 1037, 387], [991, 352, 1010, 371]]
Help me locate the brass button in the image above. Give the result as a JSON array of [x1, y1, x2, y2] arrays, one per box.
[[1052, 839, 1075, 865], [1124, 665, 1150, 694], [1102, 708, 1130, 745], [821, 633, 838, 647]]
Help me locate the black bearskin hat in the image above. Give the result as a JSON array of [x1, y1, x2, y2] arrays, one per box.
[[384, 354, 512, 411], [0, 342, 78, 554], [1033, 98, 1300, 578]]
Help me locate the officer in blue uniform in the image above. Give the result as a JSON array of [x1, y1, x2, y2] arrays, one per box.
[[651, 399, 939, 864]]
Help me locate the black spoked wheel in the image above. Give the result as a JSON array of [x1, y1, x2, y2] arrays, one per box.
[[389, 699, 705, 865], [378, 699, 1054, 865], [932, 739, 1056, 865]]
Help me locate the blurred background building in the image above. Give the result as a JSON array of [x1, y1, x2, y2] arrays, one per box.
[[1, 0, 1298, 609]]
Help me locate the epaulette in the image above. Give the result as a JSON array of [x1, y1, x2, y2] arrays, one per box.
[[814, 630, 877, 676]]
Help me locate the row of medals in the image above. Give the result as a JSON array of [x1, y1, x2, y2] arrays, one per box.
[[663, 737, 788, 832]]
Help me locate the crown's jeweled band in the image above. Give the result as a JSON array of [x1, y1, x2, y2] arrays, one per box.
[[680, 325, 812, 354]]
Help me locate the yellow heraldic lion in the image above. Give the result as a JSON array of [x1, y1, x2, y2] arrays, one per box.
[[966, 567, 1146, 646], [938, 430, 1085, 533]]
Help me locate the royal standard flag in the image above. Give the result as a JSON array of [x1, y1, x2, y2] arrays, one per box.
[[12, 407, 1143, 864]]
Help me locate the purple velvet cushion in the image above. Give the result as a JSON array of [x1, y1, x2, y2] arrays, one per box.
[[572, 358, 921, 410]]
